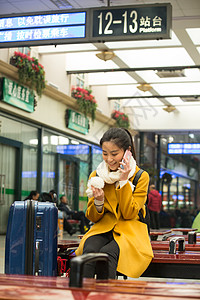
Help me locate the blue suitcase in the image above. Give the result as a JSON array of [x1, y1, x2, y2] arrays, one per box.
[[5, 200, 58, 276]]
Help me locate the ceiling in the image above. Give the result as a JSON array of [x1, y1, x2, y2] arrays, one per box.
[[1, 0, 200, 137]]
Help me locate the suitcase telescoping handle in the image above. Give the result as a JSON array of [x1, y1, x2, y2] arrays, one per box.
[[69, 253, 109, 288], [35, 241, 40, 276], [169, 236, 185, 254]]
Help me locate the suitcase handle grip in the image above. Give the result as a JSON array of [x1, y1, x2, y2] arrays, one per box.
[[35, 241, 40, 275], [69, 253, 109, 288], [188, 231, 197, 244], [169, 236, 185, 254]]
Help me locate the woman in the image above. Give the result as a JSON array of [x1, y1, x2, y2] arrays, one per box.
[[75, 128, 153, 279], [24, 190, 39, 201]]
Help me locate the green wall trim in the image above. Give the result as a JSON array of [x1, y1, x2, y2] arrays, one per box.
[[4, 188, 30, 197]]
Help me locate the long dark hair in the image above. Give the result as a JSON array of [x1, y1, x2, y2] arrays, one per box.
[[100, 128, 136, 160], [24, 190, 38, 200]]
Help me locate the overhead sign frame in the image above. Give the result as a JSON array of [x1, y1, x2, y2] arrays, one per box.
[[90, 3, 172, 42], [0, 3, 172, 48]]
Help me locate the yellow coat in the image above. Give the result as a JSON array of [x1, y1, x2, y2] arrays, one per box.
[[75, 165, 153, 278]]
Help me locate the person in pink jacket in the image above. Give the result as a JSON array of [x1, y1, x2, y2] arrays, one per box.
[[148, 184, 162, 229]]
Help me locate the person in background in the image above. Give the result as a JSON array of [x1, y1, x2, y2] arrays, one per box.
[[49, 189, 58, 205], [58, 195, 90, 234], [148, 184, 162, 229], [40, 189, 57, 204], [75, 127, 153, 279], [40, 190, 76, 236], [24, 190, 39, 201]]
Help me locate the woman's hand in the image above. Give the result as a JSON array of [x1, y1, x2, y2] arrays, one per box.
[[119, 156, 132, 181], [91, 186, 104, 201]]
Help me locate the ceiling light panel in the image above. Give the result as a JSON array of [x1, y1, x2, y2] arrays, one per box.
[[165, 97, 200, 106], [115, 48, 195, 68], [105, 31, 181, 49], [88, 72, 136, 85], [186, 28, 200, 45], [151, 82, 200, 95], [122, 97, 163, 107], [107, 85, 152, 97], [135, 69, 200, 83], [38, 44, 97, 54], [165, 97, 190, 106], [65, 52, 118, 70]]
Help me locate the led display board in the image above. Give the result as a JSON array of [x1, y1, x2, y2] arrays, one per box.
[[57, 144, 89, 155], [0, 10, 87, 47], [0, 3, 171, 47], [168, 143, 200, 155]]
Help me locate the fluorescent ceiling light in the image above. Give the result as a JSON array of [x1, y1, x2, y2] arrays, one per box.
[[71, 140, 79, 145], [115, 48, 194, 68], [50, 135, 58, 145], [105, 31, 181, 49], [58, 136, 69, 145], [88, 72, 136, 85], [186, 28, 200, 45], [29, 139, 38, 145], [66, 52, 119, 70]]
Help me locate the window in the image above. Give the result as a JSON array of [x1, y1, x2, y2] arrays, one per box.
[[76, 73, 85, 88]]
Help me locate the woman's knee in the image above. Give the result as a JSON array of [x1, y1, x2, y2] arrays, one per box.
[[83, 244, 98, 253], [83, 238, 99, 254]]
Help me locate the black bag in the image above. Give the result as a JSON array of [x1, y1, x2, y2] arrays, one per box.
[[132, 169, 150, 234]]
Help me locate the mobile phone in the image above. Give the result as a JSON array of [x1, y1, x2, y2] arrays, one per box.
[[120, 150, 132, 169]]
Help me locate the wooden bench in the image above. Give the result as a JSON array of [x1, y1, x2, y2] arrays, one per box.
[[143, 236, 200, 279], [1, 273, 200, 299], [150, 229, 172, 241]]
